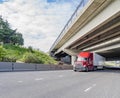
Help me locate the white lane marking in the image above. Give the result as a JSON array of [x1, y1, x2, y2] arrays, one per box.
[[84, 87, 92, 92], [84, 84, 96, 92], [58, 75, 64, 77], [35, 78, 44, 81], [18, 81, 23, 83]]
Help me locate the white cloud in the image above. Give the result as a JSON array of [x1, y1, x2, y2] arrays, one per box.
[[0, 0, 80, 52]]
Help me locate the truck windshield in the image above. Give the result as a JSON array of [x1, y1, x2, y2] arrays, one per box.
[[77, 57, 88, 61]]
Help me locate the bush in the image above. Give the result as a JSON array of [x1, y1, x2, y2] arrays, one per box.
[[22, 52, 43, 64], [28, 46, 34, 53], [0, 46, 6, 61], [34, 51, 57, 64], [1, 44, 57, 64], [2, 56, 17, 62]]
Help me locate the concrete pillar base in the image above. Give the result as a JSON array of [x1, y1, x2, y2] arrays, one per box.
[[71, 56, 77, 66]]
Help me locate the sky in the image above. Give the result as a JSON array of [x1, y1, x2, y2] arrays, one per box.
[[0, 0, 81, 52]]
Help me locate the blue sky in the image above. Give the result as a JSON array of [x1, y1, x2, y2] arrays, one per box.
[[47, 0, 73, 3], [47, 0, 56, 2], [0, 0, 8, 3], [0, 0, 87, 52], [0, 0, 4, 3]]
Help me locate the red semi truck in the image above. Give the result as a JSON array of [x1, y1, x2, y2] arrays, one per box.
[[73, 52, 105, 72]]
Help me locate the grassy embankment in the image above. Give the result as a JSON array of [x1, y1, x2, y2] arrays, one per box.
[[104, 61, 120, 67], [0, 44, 57, 64]]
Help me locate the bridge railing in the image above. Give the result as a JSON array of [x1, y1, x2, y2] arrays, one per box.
[[50, 0, 89, 52]]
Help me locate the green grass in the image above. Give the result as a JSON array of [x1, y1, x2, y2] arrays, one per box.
[[104, 61, 120, 67], [0, 44, 57, 64]]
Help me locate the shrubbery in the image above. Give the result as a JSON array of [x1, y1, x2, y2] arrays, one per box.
[[22, 52, 43, 63], [0, 46, 6, 61], [0, 44, 57, 64], [2, 56, 17, 62]]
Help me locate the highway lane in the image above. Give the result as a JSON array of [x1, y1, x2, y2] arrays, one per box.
[[0, 70, 120, 98]]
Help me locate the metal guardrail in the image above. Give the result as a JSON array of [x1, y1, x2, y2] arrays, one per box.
[[50, 0, 89, 52], [0, 62, 72, 72]]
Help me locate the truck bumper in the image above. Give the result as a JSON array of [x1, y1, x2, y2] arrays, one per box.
[[73, 66, 86, 71]]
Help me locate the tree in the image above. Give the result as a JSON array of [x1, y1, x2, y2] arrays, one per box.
[[10, 33, 24, 45], [0, 16, 24, 45]]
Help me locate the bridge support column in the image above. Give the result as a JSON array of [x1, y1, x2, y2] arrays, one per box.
[[71, 56, 77, 66]]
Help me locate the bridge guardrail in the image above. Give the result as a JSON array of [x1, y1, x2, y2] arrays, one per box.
[[50, 0, 89, 51]]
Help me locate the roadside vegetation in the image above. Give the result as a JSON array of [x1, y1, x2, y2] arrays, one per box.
[[0, 16, 57, 64], [0, 44, 57, 64], [0, 16, 24, 45]]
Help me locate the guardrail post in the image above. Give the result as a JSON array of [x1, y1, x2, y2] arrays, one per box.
[[35, 64, 37, 71], [12, 62, 14, 71]]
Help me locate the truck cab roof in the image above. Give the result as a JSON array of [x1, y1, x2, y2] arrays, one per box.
[[78, 52, 92, 58]]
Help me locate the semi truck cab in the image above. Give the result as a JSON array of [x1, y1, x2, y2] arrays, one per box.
[[73, 52, 104, 72]]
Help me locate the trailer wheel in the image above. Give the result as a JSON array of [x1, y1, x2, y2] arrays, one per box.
[[93, 66, 97, 71]]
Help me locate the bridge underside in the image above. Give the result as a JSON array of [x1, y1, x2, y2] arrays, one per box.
[[54, 12, 120, 62], [50, 0, 120, 64], [64, 12, 120, 59], [97, 48, 120, 59], [67, 12, 120, 52]]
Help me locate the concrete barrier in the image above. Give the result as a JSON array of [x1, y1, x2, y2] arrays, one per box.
[[0, 62, 13, 71], [14, 63, 35, 71], [0, 62, 72, 72]]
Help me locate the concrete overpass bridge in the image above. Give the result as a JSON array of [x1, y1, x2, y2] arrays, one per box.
[[50, 0, 120, 65]]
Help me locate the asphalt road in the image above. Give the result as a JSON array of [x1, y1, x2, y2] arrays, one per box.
[[0, 69, 120, 98]]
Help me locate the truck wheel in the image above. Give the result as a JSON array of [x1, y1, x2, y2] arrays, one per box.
[[74, 70, 77, 72], [73, 67, 77, 72], [93, 67, 97, 71]]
